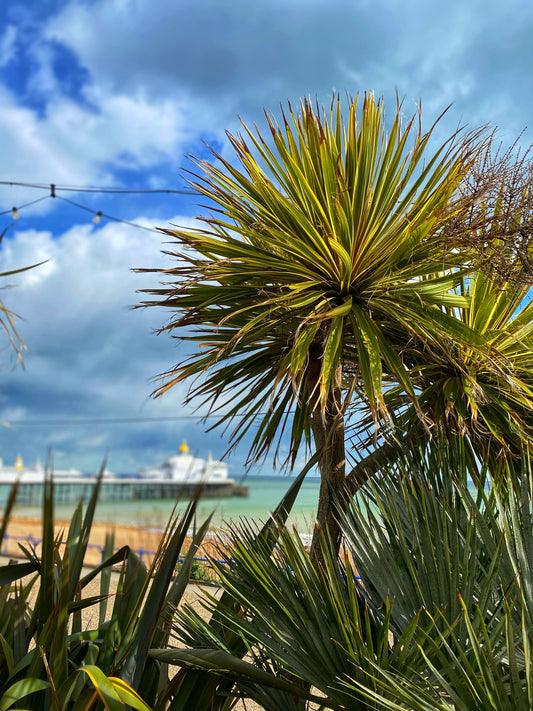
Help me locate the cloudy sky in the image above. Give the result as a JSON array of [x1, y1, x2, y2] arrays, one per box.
[[0, 0, 532, 475]]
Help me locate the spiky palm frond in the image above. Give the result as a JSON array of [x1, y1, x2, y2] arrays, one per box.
[[161, 519, 421, 711], [140, 94, 482, 466], [360, 454, 533, 711], [0, 225, 45, 368], [409, 272, 533, 449], [159, 444, 533, 710], [346, 271, 533, 491], [341, 440, 512, 638]]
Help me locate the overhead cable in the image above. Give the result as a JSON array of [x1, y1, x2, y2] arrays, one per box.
[[0, 180, 192, 234], [0, 180, 192, 195], [4, 414, 254, 425]]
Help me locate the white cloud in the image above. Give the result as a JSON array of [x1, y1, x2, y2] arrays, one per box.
[[0, 217, 211, 468], [2, 0, 531, 222], [0, 81, 187, 211], [42, 0, 533, 148], [26, 42, 62, 98], [0, 212, 284, 474]]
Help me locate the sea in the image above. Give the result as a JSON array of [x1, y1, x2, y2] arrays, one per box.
[[3, 475, 322, 535]]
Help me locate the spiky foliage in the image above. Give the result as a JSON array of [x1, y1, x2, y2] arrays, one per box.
[[140, 94, 487, 556], [0, 454, 312, 711], [443, 136, 533, 285], [156, 444, 533, 711], [0, 465, 211, 711], [0, 225, 44, 368], [154, 456, 313, 711], [140, 94, 480, 465], [345, 271, 533, 492]]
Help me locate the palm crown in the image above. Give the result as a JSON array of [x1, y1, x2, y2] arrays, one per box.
[[373, 273, 533, 449], [142, 94, 482, 467]]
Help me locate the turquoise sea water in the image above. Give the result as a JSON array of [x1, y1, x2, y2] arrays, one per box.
[[6, 476, 322, 535]]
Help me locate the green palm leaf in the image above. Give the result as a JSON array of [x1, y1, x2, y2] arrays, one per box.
[[140, 94, 487, 553], [346, 271, 533, 490], [141, 94, 479, 457]]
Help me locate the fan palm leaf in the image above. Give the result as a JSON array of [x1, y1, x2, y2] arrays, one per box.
[[157, 444, 533, 710]]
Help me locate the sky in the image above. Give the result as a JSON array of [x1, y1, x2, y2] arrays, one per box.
[[0, 0, 532, 476]]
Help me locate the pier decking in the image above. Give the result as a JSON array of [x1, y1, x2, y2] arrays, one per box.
[[0, 478, 249, 505]]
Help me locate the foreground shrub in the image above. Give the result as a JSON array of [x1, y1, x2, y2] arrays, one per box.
[[0, 457, 312, 710], [0, 463, 210, 710], [152, 443, 533, 710]]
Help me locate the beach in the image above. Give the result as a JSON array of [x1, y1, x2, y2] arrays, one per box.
[[0, 476, 320, 536], [1, 514, 228, 567], [1, 517, 268, 710]]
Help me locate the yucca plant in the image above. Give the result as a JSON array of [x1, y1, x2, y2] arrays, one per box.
[[0, 452, 314, 711], [140, 93, 487, 557], [0, 462, 212, 710]]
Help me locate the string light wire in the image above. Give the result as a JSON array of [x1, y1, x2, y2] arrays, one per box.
[[3, 412, 272, 426], [0, 195, 50, 216], [56, 195, 161, 233], [4, 415, 210, 425], [0, 180, 192, 195], [0, 181, 194, 233]]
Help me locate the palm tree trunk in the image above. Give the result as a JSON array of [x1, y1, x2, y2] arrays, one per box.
[[309, 386, 346, 567]]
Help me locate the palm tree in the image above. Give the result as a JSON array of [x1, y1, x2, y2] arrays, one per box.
[[140, 93, 484, 558], [344, 270, 533, 494]]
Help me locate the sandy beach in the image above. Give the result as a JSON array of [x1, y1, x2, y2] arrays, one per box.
[[0, 516, 269, 711], [1, 515, 225, 568]]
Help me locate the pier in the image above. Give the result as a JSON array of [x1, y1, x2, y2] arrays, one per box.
[[0, 478, 249, 506]]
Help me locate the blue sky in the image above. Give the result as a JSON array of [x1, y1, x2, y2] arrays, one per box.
[[0, 0, 532, 475]]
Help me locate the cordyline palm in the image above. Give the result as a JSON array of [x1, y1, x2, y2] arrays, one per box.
[[345, 270, 533, 493], [140, 93, 482, 557]]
